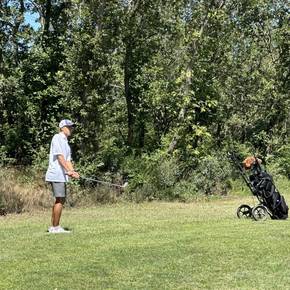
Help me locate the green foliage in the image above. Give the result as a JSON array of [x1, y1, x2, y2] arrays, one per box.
[[0, 0, 289, 201], [191, 154, 232, 195], [123, 151, 232, 201], [270, 145, 290, 178], [172, 180, 200, 202], [122, 153, 181, 201]]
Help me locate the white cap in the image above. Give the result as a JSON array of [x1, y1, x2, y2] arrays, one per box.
[[59, 119, 75, 128]]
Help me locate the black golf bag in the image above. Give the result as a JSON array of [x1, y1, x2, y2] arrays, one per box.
[[229, 152, 288, 221]]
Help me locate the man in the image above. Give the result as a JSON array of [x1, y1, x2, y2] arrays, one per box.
[[45, 119, 80, 233]]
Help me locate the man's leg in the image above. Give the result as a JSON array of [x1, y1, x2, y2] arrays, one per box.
[[52, 197, 65, 227], [51, 204, 54, 226]]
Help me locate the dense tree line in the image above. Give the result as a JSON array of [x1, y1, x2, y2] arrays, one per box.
[[0, 0, 289, 197]]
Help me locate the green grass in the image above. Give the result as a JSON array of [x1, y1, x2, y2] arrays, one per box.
[[1, 195, 290, 290]]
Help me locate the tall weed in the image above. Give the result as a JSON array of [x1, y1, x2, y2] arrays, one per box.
[[0, 167, 52, 213]]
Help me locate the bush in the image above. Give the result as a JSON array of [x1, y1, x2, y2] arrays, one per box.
[[191, 154, 232, 195], [122, 150, 235, 201], [122, 153, 181, 201], [173, 180, 200, 202], [270, 145, 290, 178]]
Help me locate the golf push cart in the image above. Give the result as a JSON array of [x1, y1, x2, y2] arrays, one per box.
[[228, 152, 288, 221]]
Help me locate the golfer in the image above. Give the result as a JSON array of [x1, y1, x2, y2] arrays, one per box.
[[45, 119, 80, 233]]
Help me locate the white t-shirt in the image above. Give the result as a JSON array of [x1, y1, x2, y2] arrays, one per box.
[[45, 132, 72, 182]]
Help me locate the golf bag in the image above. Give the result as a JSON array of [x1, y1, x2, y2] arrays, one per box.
[[229, 152, 288, 220]]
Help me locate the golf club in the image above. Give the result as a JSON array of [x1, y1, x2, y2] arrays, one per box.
[[66, 172, 128, 188], [80, 176, 128, 189]]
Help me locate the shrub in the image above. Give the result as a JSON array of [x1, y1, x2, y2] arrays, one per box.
[[270, 145, 290, 178], [173, 180, 200, 202], [122, 153, 181, 201], [122, 150, 235, 200], [191, 154, 232, 195]]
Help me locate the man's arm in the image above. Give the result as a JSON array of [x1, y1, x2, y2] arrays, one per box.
[[57, 155, 80, 178]]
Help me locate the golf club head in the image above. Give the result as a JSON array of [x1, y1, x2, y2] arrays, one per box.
[[122, 182, 128, 188]]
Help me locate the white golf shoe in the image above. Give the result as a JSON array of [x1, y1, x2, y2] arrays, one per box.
[[48, 226, 71, 233]]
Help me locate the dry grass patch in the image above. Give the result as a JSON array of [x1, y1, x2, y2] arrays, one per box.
[[0, 167, 52, 213]]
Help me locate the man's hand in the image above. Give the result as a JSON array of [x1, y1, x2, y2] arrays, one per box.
[[67, 171, 80, 179]]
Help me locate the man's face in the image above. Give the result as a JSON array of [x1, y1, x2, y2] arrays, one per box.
[[62, 126, 74, 137]]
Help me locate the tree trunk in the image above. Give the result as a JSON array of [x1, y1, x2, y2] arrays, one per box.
[[11, 0, 25, 66], [124, 44, 134, 147], [40, 0, 51, 38], [138, 114, 145, 148]]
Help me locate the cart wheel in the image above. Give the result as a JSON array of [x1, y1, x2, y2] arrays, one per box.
[[0, 208, 7, 216], [252, 205, 268, 221], [237, 204, 252, 219]]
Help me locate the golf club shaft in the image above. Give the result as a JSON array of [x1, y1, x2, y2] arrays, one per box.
[[65, 172, 127, 188], [81, 176, 125, 188]]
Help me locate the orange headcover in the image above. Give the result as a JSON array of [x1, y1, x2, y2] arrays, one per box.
[[242, 156, 262, 170]]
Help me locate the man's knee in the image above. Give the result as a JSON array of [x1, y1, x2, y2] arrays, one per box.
[[55, 197, 66, 205]]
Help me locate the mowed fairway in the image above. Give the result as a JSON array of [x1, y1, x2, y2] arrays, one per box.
[[1, 197, 290, 290]]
